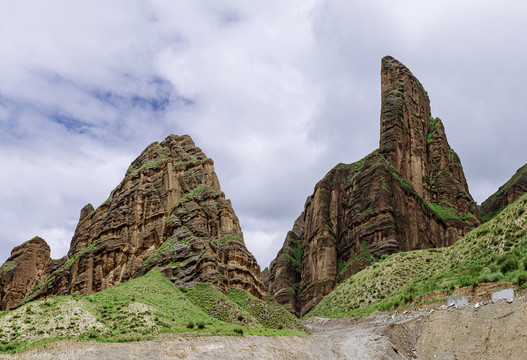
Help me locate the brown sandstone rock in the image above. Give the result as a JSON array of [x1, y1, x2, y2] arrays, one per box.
[[265, 214, 304, 315], [79, 204, 94, 222], [480, 163, 527, 219], [0, 237, 50, 311], [267, 56, 481, 316], [261, 267, 270, 290], [0, 134, 265, 309], [133, 183, 265, 297], [379, 56, 479, 220]]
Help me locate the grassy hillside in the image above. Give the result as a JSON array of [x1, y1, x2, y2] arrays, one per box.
[[0, 270, 307, 354], [308, 193, 527, 318], [184, 283, 306, 331]]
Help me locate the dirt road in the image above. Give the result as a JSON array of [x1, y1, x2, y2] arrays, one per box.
[[2, 299, 526, 359]]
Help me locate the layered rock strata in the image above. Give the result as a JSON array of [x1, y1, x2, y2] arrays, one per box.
[[133, 183, 264, 294], [480, 163, 527, 220], [379, 56, 477, 215], [0, 135, 265, 310], [266, 56, 481, 316]]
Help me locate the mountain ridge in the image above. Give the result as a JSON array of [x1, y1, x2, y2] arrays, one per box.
[[481, 163, 527, 220]]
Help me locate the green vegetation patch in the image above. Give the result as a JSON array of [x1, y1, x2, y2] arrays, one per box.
[[185, 284, 260, 327], [210, 233, 242, 248], [142, 237, 182, 267], [175, 184, 223, 207], [0, 270, 308, 354], [283, 237, 302, 272], [338, 260, 352, 274], [427, 116, 439, 144], [428, 202, 463, 222], [227, 288, 308, 332], [128, 158, 169, 175], [360, 241, 376, 264], [0, 262, 16, 273]]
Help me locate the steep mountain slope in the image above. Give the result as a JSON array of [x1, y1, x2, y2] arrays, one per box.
[[266, 56, 481, 316], [308, 193, 527, 318], [481, 163, 527, 220], [0, 135, 265, 311]]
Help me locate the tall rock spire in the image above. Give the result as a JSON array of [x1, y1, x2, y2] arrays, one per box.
[[266, 56, 481, 316], [379, 55, 431, 197], [379, 56, 479, 218]]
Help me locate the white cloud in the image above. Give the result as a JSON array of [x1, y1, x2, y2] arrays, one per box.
[[243, 229, 283, 269], [1, 0, 527, 269]]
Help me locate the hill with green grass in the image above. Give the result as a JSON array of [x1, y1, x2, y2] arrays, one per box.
[[0, 270, 307, 354], [307, 193, 527, 318]]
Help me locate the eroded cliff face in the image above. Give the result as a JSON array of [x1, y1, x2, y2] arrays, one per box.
[[480, 163, 527, 219], [133, 183, 265, 296], [0, 135, 265, 310], [266, 56, 481, 316], [379, 56, 479, 218], [0, 237, 51, 311]]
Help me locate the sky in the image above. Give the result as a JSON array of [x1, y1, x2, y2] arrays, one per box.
[[1, 1, 526, 269]]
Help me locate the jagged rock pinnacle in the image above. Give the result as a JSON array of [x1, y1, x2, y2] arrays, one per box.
[[266, 57, 481, 316]]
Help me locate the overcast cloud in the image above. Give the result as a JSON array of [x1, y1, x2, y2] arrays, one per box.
[[1, 1, 526, 268]]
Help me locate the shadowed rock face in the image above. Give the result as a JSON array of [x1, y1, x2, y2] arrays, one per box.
[[0, 135, 265, 310], [480, 163, 527, 219], [266, 56, 481, 316]]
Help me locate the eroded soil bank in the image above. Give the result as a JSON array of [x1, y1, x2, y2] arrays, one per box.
[[2, 298, 526, 360]]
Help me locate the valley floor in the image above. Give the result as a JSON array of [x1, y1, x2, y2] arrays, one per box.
[[2, 298, 527, 360]]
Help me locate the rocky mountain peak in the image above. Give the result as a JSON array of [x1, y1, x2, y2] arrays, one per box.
[[0, 134, 265, 310], [379, 55, 431, 197], [79, 204, 94, 222], [379, 56, 479, 220], [266, 56, 482, 316], [124, 134, 213, 178]]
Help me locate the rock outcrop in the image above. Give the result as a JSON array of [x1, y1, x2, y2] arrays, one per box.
[[0, 237, 51, 311], [133, 183, 264, 294], [480, 163, 527, 220], [379, 56, 477, 216], [0, 135, 265, 310], [266, 56, 481, 316]]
